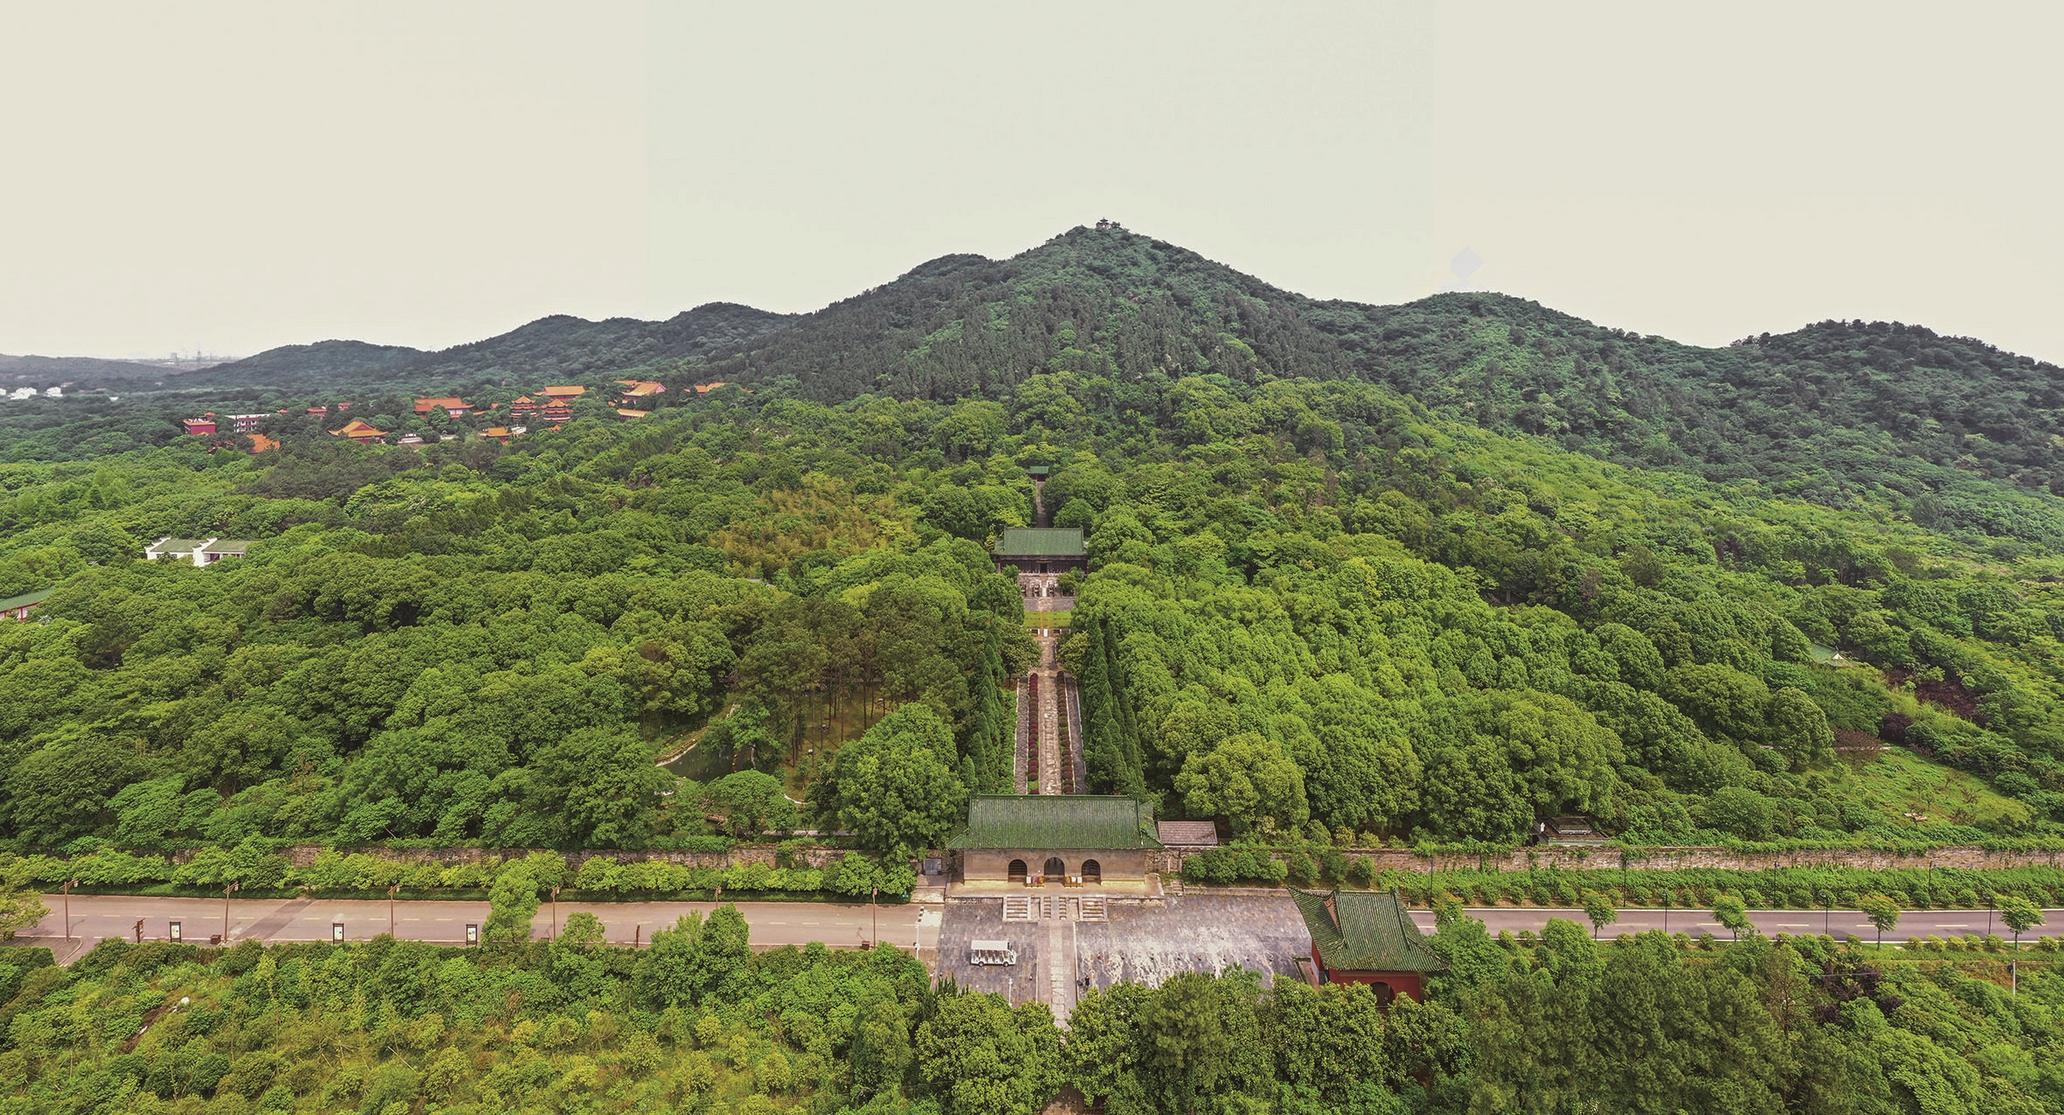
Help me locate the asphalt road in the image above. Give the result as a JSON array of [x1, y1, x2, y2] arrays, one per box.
[[22, 894, 938, 962], [1412, 905, 2064, 942], [14, 895, 2054, 967]]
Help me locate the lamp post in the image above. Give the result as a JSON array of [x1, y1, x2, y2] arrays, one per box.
[[388, 884, 399, 937], [870, 886, 879, 949], [223, 881, 239, 941], [550, 886, 561, 937], [60, 879, 76, 940]]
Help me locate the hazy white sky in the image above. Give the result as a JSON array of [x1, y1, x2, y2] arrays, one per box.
[[3, 2, 2059, 363]]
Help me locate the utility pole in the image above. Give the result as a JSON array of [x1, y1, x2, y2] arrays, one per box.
[[223, 881, 239, 941], [871, 887, 879, 949], [60, 880, 75, 940], [388, 884, 399, 937], [550, 886, 561, 937]]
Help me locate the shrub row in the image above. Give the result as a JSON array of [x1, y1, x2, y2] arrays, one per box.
[[1389, 865, 2064, 911], [1179, 849, 2064, 911], [0, 844, 914, 900]]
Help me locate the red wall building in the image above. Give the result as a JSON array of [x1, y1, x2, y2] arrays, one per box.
[[1291, 888, 1444, 1003]]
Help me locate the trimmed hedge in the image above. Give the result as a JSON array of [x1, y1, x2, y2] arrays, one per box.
[[1180, 848, 2064, 911], [0, 845, 915, 901]]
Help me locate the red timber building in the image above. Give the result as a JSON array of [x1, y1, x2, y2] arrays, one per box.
[[1291, 888, 1445, 1003]]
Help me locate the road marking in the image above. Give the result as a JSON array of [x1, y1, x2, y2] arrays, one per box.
[[1773, 923, 1810, 928], [1936, 923, 1971, 929]]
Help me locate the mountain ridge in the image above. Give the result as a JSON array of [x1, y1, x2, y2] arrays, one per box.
[[90, 223, 2064, 542]]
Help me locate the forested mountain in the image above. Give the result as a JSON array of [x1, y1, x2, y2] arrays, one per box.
[[56, 226, 2060, 543], [192, 302, 791, 391], [4, 367, 2063, 855], [675, 226, 2064, 543], [192, 339, 423, 384], [0, 353, 182, 386], [4, 224, 2063, 858]]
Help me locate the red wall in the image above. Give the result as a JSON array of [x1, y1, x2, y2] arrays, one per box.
[[1311, 944, 1426, 1002]]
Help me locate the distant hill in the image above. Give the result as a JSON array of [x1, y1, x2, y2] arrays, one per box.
[[195, 302, 792, 389], [191, 339, 423, 383], [0, 353, 188, 385]]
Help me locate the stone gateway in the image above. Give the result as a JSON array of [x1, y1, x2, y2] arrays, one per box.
[[951, 794, 1160, 885]]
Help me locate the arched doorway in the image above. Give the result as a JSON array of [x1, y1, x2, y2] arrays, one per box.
[[1044, 856, 1066, 881], [1080, 859, 1102, 884], [1007, 859, 1028, 884], [1369, 982, 1397, 1006]]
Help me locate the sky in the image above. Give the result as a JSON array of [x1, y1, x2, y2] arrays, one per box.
[[3, 1, 2060, 364]]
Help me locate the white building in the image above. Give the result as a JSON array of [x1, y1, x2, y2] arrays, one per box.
[[144, 537, 255, 566]]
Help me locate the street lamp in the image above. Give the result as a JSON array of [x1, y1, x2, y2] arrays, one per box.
[[223, 881, 239, 942], [388, 884, 399, 937], [60, 879, 76, 941], [870, 886, 879, 949], [550, 886, 561, 937]]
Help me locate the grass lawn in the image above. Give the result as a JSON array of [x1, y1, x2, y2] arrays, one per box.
[[1027, 608, 1072, 628], [1844, 746, 2033, 828]]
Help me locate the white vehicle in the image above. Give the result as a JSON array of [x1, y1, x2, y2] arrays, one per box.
[[969, 939, 1018, 966]]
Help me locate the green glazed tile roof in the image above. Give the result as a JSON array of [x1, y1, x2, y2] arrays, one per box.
[[0, 588, 53, 612], [953, 795, 1159, 850], [993, 527, 1086, 559], [1292, 888, 1445, 973]]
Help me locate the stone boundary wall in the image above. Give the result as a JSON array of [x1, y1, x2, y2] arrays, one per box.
[[1153, 844, 2064, 875]]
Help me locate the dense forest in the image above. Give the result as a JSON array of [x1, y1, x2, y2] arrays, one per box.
[[2, 910, 2059, 1114], [5, 223, 2064, 1112], [3, 355, 2064, 854]]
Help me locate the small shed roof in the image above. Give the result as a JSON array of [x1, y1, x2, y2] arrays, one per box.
[[148, 538, 210, 554], [0, 587, 54, 612], [1292, 888, 1444, 974], [952, 795, 1159, 851], [204, 540, 255, 554], [994, 527, 1087, 559], [1156, 820, 1220, 847]]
